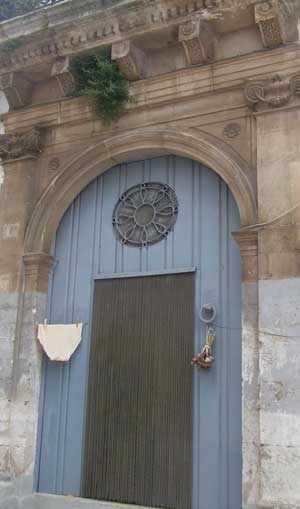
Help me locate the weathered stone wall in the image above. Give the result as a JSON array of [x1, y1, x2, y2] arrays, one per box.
[[0, 2, 300, 507], [0, 92, 48, 508], [256, 109, 300, 508]]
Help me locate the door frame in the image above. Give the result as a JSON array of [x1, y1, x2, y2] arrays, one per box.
[[27, 132, 257, 506]]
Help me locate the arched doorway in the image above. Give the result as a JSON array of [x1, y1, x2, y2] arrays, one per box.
[[36, 154, 242, 509]]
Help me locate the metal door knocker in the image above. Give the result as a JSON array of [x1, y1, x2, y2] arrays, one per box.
[[191, 304, 216, 369]]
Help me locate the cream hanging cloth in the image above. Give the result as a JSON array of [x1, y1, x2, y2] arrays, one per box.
[[37, 323, 83, 361]]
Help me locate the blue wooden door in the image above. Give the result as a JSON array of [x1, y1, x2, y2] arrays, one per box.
[[37, 155, 242, 509]]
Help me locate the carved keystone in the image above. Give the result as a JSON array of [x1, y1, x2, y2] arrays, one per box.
[[0, 72, 32, 109], [179, 19, 215, 65], [51, 56, 75, 96], [111, 40, 145, 81], [255, 1, 285, 48]]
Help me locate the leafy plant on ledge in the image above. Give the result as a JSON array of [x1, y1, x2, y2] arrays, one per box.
[[70, 51, 132, 125]]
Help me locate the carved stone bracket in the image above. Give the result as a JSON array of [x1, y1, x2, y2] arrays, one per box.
[[0, 72, 32, 109], [51, 56, 75, 96], [179, 19, 215, 65], [111, 40, 145, 81], [244, 74, 300, 111], [255, 1, 285, 48], [232, 230, 258, 282], [0, 127, 42, 162], [23, 252, 55, 293]]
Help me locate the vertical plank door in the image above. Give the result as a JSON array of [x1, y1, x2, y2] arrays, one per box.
[[83, 273, 194, 509]]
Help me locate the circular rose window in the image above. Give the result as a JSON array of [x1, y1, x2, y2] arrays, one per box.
[[112, 182, 178, 248]]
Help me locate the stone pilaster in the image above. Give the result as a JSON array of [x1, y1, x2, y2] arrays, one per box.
[[232, 229, 260, 508]]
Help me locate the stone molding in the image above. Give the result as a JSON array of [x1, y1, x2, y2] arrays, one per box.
[[4, 44, 300, 135], [111, 40, 145, 81], [23, 252, 55, 293], [232, 230, 258, 281], [255, 1, 285, 48], [0, 127, 42, 161], [24, 128, 256, 255], [0, 0, 297, 78], [244, 74, 300, 111], [0, 0, 297, 103], [0, 0, 221, 75], [51, 57, 75, 96], [0, 72, 32, 109], [179, 19, 215, 65]]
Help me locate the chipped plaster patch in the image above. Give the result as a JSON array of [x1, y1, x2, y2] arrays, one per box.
[[0, 224, 20, 240], [0, 275, 12, 292]]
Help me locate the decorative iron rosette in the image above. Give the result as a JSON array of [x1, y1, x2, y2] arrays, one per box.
[[112, 182, 178, 248]]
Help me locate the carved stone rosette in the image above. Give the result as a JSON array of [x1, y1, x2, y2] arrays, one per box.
[[0, 128, 42, 162], [244, 74, 300, 111]]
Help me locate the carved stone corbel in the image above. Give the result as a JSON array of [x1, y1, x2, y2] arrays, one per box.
[[111, 40, 145, 81], [244, 74, 300, 111], [178, 19, 215, 66], [51, 56, 75, 96], [0, 127, 42, 162], [255, 1, 285, 48], [0, 72, 32, 109]]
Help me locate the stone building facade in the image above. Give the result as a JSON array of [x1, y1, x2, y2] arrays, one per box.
[[0, 1, 300, 508]]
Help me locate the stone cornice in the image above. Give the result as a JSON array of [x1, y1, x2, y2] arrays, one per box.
[[2, 44, 300, 134], [0, 0, 222, 74], [0, 0, 297, 76]]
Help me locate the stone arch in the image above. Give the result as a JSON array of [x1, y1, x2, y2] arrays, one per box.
[[24, 127, 257, 255]]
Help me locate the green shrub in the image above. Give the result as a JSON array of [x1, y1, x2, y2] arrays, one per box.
[[70, 50, 132, 124]]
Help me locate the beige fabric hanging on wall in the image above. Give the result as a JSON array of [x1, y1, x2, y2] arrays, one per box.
[[37, 323, 83, 361]]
